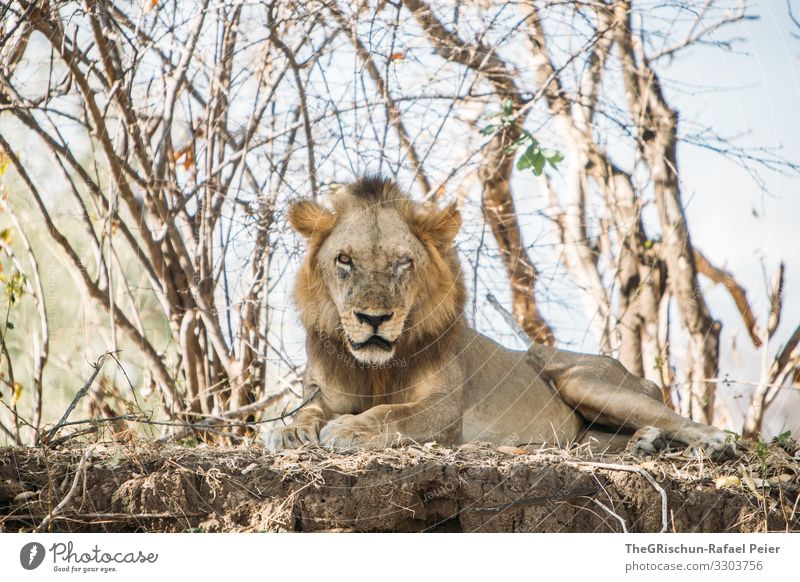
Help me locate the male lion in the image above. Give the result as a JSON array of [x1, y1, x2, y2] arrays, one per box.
[[267, 176, 735, 459]]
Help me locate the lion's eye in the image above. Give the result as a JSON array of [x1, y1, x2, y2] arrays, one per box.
[[396, 256, 413, 270], [336, 253, 352, 267]]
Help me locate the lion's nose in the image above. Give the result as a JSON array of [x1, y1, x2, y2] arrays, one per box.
[[354, 311, 394, 332]]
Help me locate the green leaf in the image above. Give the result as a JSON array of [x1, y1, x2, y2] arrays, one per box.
[[532, 152, 546, 175], [516, 143, 543, 172], [505, 135, 531, 155], [479, 124, 496, 136], [546, 150, 564, 168], [501, 98, 514, 116], [5, 270, 25, 304]]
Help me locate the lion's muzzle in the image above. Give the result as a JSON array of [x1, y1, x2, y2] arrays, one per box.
[[353, 310, 394, 332], [349, 335, 394, 352], [343, 310, 402, 364]]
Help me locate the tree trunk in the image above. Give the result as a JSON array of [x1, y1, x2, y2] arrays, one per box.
[[613, 1, 720, 423]]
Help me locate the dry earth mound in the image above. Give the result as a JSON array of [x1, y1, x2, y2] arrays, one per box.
[[1, 442, 798, 532]]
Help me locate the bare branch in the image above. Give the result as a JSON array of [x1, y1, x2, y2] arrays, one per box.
[[329, 5, 432, 196], [650, 0, 749, 61], [404, 0, 555, 344], [693, 248, 761, 347], [613, 0, 721, 423], [767, 262, 785, 338], [0, 134, 181, 412]]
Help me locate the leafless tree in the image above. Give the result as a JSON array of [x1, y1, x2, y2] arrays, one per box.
[[0, 0, 796, 444]]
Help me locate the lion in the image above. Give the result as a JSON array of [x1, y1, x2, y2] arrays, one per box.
[[266, 176, 735, 459]]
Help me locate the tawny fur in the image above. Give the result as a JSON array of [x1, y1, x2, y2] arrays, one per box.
[[267, 176, 736, 460]]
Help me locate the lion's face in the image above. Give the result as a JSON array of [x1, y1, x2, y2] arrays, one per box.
[[315, 207, 430, 364], [289, 178, 463, 366]]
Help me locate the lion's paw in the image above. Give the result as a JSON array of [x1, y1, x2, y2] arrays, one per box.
[[627, 426, 669, 457], [265, 423, 320, 451], [319, 415, 387, 451], [683, 429, 739, 461]]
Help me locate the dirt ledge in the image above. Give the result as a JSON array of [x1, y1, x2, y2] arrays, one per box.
[[1, 442, 798, 532]]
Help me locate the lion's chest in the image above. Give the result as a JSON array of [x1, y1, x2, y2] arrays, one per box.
[[319, 365, 417, 414]]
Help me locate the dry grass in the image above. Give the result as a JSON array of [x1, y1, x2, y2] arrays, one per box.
[[1, 437, 798, 532]]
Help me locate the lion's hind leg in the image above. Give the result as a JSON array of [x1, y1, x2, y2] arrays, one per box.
[[578, 426, 668, 456], [577, 428, 632, 454], [626, 426, 670, 456], [528, 345, 736, 460]]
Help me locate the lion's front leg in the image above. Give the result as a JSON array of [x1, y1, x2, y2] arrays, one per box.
[[265, 399, 331, 451], [318, 413, 394, 449], [319, 393, 462, 451]]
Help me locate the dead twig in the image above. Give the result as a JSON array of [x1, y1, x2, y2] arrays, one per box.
[[591, 498, 629, 533], [42, 353, 113, 446], [486, 293, 532, 348], [4, 512, 205, 523], [693, 248, 761, 347], [47, 427, 99, 448], [156, 386, 295, 442], [35, 446, 94, 532], [568, 461, 669, 533]]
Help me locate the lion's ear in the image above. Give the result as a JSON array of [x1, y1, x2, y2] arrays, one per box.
[[413, 202, 461, 249], [288, 200, 336, 238]]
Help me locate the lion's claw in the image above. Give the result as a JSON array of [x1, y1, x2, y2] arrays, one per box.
[[319, 415, 386, 450], [265, 423, 320, 451], [684, 432, 739, 461], [627, 426, 669, 457], [626, 425, 738, 461]]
